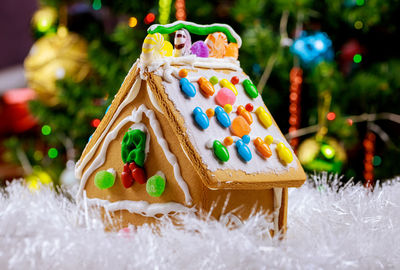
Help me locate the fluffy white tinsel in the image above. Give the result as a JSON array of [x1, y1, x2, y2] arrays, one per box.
[[1, 174, 400, 269]]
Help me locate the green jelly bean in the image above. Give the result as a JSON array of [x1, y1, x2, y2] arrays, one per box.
[[243, 79, 259, 98], [146, 175, 166, 197], [209, 76, 219, 85], [213, 140, 229, 162], [94, 170, 115, 190]]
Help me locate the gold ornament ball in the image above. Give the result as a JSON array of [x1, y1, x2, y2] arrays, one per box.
[[297, 137, 347, 173], [24, 29, 90, 106]]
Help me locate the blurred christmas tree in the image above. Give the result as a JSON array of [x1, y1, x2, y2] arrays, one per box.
[[3, 0, 400, 187]]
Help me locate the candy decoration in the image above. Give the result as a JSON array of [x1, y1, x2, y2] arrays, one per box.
[[142, 33, 173, 63], [245, 103, 254, 112], [223, 136, 233, 146], [255, 106, 272, 128], [288, 67, 303, 150], [209, 76, 218, 85], [213, 140, 230, 162], [231, 76, 239, 85], [242, 135, 250, 144], [277, 143, 293, 164], [220, 79, 238, 96], [190, 41, 209, 57], [198, 77, 215, 97], [179, 69, 188, 77], [180, 77, 196, 97], [254, 137, 272, 159], [121, 129, 146, 167], [224, 104, 232, 113], [230, 116, 251, 137], [242, 79, 259, 98], [215, 88, 236, 107], [94, 170, 115, 190], [264, 135, 274, 145], [237, 105, 253, 124], [206, 108, 214, 118], [215, 106, 231, 128], [146, 174, 166, 197], [122, 163, 134, 188], [236, 139, 252, 162], [148, 22, 242, 46], [131, 167, 147, 184], [174, 29, 192, 57], [225, 43, 239, 59], [205, 32, 228, 58], [193, 107, 210, 130]]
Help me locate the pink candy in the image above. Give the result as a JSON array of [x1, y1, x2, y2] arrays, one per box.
[[215, 87, 236, 106]]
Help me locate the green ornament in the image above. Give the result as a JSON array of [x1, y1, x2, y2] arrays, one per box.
[[146, 174, 166, 197], [94, 170, 115, 189], [121, 129, 146, 166], [209, 76, 219, 85], [213, 140, 229, 162], [243, 79, 259, 98]]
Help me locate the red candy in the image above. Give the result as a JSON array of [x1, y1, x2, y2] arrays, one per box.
[[132, 167, 146, 184], [231, 76, 239, 85], [245, 103, 254, 112], [121, 171, 134, 188]]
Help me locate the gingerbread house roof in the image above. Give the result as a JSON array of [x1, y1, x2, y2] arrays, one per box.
[[76, 21, 305, 198]]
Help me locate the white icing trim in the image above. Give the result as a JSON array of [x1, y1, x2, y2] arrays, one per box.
[[148, 21, 243, 47], [76, 104, 192, 205], [273, 188, 283, 233], [75, 76, 142, 178], [107, 168, 116, 176], [85, 197, 195, 217], [146, 84, 164, 114]]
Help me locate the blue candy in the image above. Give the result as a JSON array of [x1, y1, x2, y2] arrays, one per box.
[[242, 135, 250, 144], [193, 107, 209, 129], [180, 78, 196, 98], [214, 106, 231, 128], [236, 139, 252, 162]]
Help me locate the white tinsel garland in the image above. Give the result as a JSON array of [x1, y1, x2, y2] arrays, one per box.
[[1, 173, 399, 269]]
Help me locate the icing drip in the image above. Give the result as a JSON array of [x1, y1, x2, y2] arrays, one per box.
[[85, 197, 195, 217], [75, 72, 142, 178], [76, 103, 192, 205], [273, 188, 283, 233]]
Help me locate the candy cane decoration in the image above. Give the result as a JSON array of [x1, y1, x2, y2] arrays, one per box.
[[173, 29, 191, 57], [288, 67, 303, 150], [363, 131, 376, 189]]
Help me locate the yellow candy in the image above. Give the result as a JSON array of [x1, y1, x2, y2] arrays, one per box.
[[264, 135, 274, 145], [142, 33, 172, 62], [277, 143, 294, 164], [219, 79, 238, 96], [161, 41, 173, 57], [255, 106, 272, 128], [224, 104, 233, 113]]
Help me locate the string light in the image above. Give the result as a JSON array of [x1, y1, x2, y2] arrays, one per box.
[[48, 148, 59, 159], [327, 112, 336, 121], [353, 54, 362, 63], [363, 131, 376, 189], [354, 21, 363, 29], [92, 0, 102, 10], [288, 67, 303, 150], [129, 17, 138, 28], [144, 13, 156, 24], [175, 0, 186, 20], [159, 0, 173, 25], [41, 125, 52, 135], [91, 118, 101, 128], [356, 0, 365, 6]]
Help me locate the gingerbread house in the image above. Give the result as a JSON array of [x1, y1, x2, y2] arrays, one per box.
[[75, 21, 306, 233]]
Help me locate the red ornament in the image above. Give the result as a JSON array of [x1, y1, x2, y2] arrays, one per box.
[[230, 76, 239, 85], [144, 13, 155, 24], [245, 103, 254, 112], [288, 67, 303, 150], [363, 131, 376, 189]]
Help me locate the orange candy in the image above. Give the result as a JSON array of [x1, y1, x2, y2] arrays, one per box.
[[236, 105, 253, 124], [230, 116, 251, 137], [198, 77, 215, 97], [223, 136, 233, 146], [179, 69, 188, 78], [206, 108, 215, 118], [205, 32, 228, 58], [254, 137, 272, 159], [225, 43, 239, 59]]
